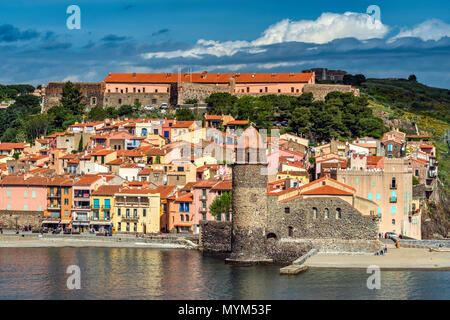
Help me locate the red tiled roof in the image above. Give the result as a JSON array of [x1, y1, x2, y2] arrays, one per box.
[[227, 120, 249, 125], [301, 185, 353, 196], [104, 72, 314, 84], [205, 115, 222, 120], [92, 185, 121, 196], [211, 180, 232, 190], [175, 192, 193, 202], [74, 175, 102, 185], [0, 176, 47, 186], [0, 143, 28, 150], [172, 121, 194, 128]]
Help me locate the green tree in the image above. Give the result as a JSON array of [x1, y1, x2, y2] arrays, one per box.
[[205, 92, 238, 115], [175, 107, 195, 121], [60, 81, 85, 115], [22, 114, 51, 142], [209, 191, 232, 218], [78, 135, 84, 153], [87, 106, 108, 121]]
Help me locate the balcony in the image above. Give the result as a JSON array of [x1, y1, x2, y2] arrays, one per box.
[[389, 197, 397, 203], [73, 205, 91, 210], [50, 212, 61, 219], [48, 193, 61, 198], [390, 185, 397, 190], [47, 205, 61, 210], [200, 195, 207, 201], [122, 215, 140, 222]]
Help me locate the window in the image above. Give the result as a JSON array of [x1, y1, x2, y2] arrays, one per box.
[[179, 203, 184, 212], [143, 209, 146, 217], [133, 208, 137, 218], [64, 187, 69, 195], [336, 208, 342, 219], [104, 199, 110, 209], [32, 190, 36, 199], [377, 208, 381, 217], [185, 215, 189, 222], [288, 226, 293, 237], [37, 205, 42, 211], [65, 199, 69, 205], [217, 213, 222, 221], [376, 193, 381, 201], [415, 169, 419, 176], [24, 191, 27, 199], [184, 203, 189, 212], [373, 182, 376, 187], [7, 204, 11, 210], [93, 199, 99, 209], [392, 219, 396, 225], [391, 206, 396, 214], [7, 189, 10, 198], [368, 193, 373, 200], [388, 144, 393, 152], [391, 178, 396, 189], [134, 223, 137, 232], [65, 210, 69, 217], [313, 207, 317, 219], [226, 213, 230, 221], [356, 178, 359, 185], [118, 208, 121, 216], [202, 213, 206, 221], [181, 215, 184, 222], [126, 223, 130, 232], [118, 223, 121, 231], [126, 209, 130, 218], [391, 191, 397, 202], [284, 207, 290, 214], [324, 208, 329, 219], [24, 204, 28, 211]]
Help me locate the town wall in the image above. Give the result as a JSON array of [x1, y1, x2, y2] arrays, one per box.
[[43, 82, 104, 111], [0, 210, 43, 230], [103, 92, 170, 108], [303, 84, 359, 100]]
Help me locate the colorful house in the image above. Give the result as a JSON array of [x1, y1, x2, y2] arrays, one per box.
[[114, 188, 161, 234], [91, 185, 120, 233]]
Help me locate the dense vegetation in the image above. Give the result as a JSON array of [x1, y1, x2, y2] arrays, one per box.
[[0, 84, 35, 100], [361, 78, 450, 123], [205, 91, 386, 143]]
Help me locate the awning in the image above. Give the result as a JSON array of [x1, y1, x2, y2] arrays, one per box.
[[90, 221, 112, 226], [72, 222, 89, 226], [42, 220, 60, 224], [60, 220, 72, 224]]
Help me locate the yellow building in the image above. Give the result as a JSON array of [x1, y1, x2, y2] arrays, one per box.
[[90, 185, 121, 233], [276, 171, 309, 187], [114, 188, 161, 234]]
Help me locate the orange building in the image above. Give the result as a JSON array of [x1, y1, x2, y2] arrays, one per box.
[[44, 176, 73, 230]]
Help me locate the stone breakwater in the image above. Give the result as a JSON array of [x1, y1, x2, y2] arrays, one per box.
[[0, 234, 199, 249]]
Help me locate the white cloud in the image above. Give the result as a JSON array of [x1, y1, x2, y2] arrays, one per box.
[[252, 12, 388, 46], [389, 19, 450, 42], [141, 11, 389, 60]]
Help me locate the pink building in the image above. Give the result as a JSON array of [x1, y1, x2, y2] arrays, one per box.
[[0, 176, 48, 212], [192, 179, 232, 233]]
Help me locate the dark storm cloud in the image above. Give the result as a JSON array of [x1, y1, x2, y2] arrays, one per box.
[[0, 24, 40, 42]]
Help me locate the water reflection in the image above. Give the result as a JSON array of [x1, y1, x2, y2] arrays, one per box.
[[0, 248, 449, 300]]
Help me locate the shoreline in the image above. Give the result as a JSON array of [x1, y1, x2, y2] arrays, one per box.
[[0, 233, 198, 250], [2, 235, 450, 271], [303, 248, 450, 271]]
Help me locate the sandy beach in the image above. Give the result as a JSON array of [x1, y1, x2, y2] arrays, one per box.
[[304, 247, 450, 270]]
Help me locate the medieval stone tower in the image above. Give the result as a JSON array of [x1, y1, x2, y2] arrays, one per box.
[[227, 127, 272, 263]]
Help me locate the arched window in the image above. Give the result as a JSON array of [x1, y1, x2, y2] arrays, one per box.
[[266, 233, 277, 240], [324, 208, 329, 219], [181, 215, 184, 222], [313, 207, 317, 219], [288, 226, 293, 237], [336, 208, 342, 219], [185, 215, 189, 222], [391, 178, 396, 189]]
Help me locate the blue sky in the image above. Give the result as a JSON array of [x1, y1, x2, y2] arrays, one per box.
[[0, 0, 449, 88]]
